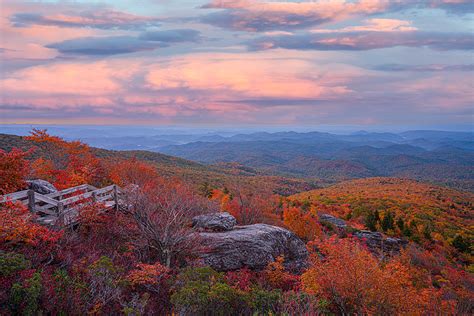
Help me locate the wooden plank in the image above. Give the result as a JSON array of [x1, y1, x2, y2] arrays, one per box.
[[61, 191, 94, 206], [60, 184, 116, 207], [46, 184, 89, 198], [35, 193, 59, 206], [0, 190, 29, 202], [87, 184, 98, 191], [91, 185, 115, 195], [36, 215, 58, 225], [105, 201, 116, 208], [97, 194, 113, 202], [36, 206, 57, 216], [36, 203, 57, 211]]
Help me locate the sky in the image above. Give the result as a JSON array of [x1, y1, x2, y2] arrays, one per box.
[[0, 0, 473, 128]]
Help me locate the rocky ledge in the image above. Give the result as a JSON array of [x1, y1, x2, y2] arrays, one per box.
[[193, 213, 308, 272], [354, 230, 408, 255], [192, 212, 236, 232], [27, 179, 58, 195], [318, 213, 408, 256]]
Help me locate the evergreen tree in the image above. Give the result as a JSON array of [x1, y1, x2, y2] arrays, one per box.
[[198, 182, 213, 198], [452, 235, 470, 253], [381, 212, 394, 232], [374, 210, 380, 223], [396, 217, 405, 231], [423, 223, 433, 240], [365, 211, 378, 232]]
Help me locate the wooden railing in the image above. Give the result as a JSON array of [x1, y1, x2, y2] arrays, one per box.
[[0, 184, 122, 226]]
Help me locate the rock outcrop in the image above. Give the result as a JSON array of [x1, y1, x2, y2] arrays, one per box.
[[318, 213, 407, 255], [193, 213, 308, 272], [353, 230, 408, 255], [192, 212, 236, 232], [27, 179, 57, 195], [319, 213, 347, 228]]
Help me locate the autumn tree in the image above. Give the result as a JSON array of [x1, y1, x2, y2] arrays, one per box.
[[302, 237, 434, 314], [123, 178, 218, 268], [262, 256, 299, 291], [108, 158, 159, 188], [0, 148, 31, 195], [26, 129, 104, 189], [283, 205, 322, 241], [212, 184, 278, 225]]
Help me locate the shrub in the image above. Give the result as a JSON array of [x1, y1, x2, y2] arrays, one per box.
[[9, 272, 42, 316], [246, 286, 282, 315], [171, 266, 247, 315], [0, 252, 30, 277]]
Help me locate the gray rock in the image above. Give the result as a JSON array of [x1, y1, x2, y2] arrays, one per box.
[[196, 223, 308, 272], [27, 179, 57, 195], [319, 213, 347, 228], [192, 212, 236, 232], [354, 230, 407, 254]]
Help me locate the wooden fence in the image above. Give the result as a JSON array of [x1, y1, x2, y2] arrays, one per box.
[[0, 184, 123, 226]]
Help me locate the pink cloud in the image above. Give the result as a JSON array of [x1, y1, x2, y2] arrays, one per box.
[[145, 52, 356, 100], [201, 0, 392, 31], [312, 18, 417, 33], [1, 51, 471, 124]]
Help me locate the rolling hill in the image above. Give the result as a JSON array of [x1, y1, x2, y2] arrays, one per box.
[[158, 131, 474, 191], [290, 177, 474, 244]]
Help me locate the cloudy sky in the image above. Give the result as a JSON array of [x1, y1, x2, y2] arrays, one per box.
[[0, 0, 473, 128]]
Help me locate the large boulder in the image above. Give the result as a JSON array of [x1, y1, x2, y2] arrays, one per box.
[[195, 217, 308, 272], [192, 212, 236, 232], [354, 230, 407, 255], [27, 179, 57, 195]]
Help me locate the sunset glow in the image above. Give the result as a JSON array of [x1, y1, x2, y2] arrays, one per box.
[[1, 0, 473, 126]]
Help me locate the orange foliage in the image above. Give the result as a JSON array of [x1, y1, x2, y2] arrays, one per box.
[[27, 129, 104, 189], [262, 256, 299, 291], [108, 158, 159, 187], [210, 188, 280, 225], [283, 205, 322, 241], [0, 148, 31, 195], [127, 262, 170, 287], [302, 237, 452, 315]]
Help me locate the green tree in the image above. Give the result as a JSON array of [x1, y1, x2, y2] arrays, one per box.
[[365, 211, 378, 232], [396, 217, 405, 231], [10, 272, 42, 316], [198, 182, 213, 198], [452, 235, 470, 253], [381, 212, 394, 232]]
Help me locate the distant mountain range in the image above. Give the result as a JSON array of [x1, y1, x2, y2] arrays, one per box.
[[156, 130, 474, 191]]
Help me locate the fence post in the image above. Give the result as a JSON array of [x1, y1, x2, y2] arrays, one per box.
[[57, 202, 64, 225], [27, 190, 35, 213], [113, 185, 119, 211]]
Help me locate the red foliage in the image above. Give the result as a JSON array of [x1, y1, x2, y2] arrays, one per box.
[[0, 148, 31, 194], [27, 129, 105, 189], [0, 202, 62, 248], [108, 158, 159, 188], [302, 236, 453, 315], [261, 256, 300, 291], [127, 262, 170, 297], [211, 188, 280, 225], [225, 268, 255, 291], [283, 205, 322, 241]]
